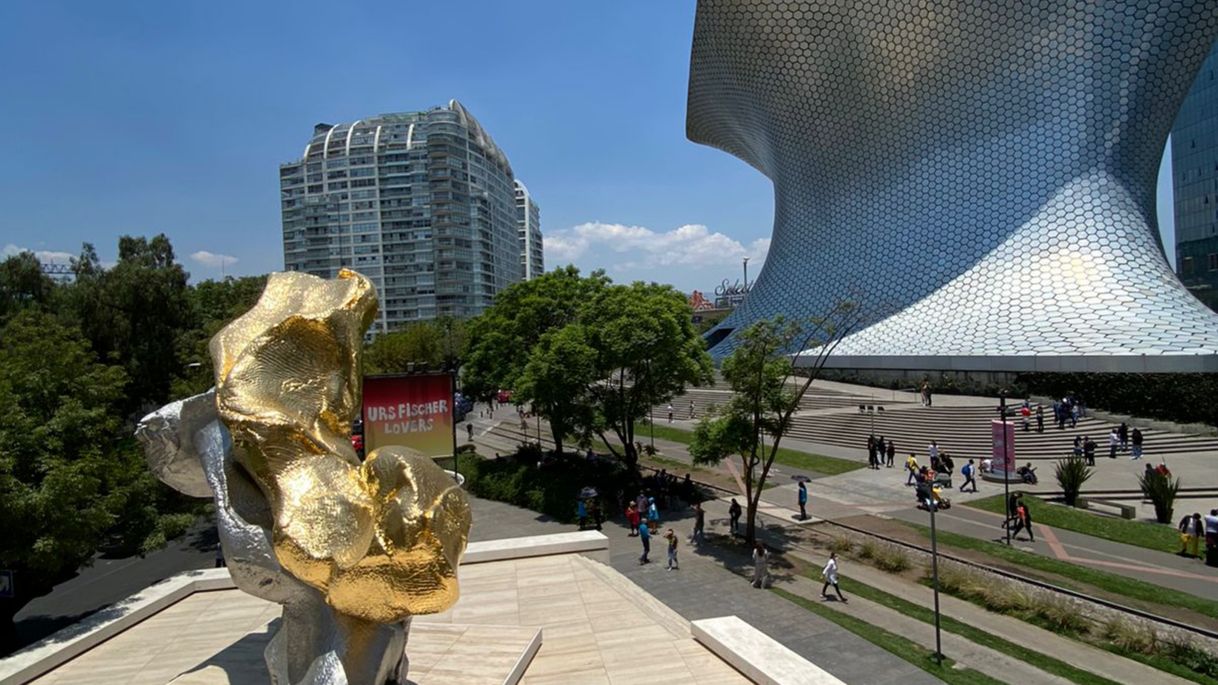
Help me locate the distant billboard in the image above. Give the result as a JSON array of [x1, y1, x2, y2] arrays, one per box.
[[362, 373, 454, 457], [991, 420, 1015, 473]]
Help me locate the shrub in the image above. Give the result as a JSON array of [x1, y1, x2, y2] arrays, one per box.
[[459, 449, 632, 523], [1138, 469, 1181, 524], [1162, 637, 1218, 678], [829, 536, 854, 555], [858, 538, 878, 559], [1054, 455, 1093, 507], [872, 544, 911, 573], [1035, 596, 1089, 635], [1104, 617, 1158, 654]]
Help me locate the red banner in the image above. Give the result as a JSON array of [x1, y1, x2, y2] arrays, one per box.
[[363, 374, 454, 457], [991, 419, 1015, 473]]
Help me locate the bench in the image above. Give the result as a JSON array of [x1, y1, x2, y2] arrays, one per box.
[[691, 616, 846, 685], [1077, 497, 1136, 520]]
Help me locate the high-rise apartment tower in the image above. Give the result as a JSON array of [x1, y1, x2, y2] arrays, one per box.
[[280, 100, 537, 332], [515, 180, 544, 279]]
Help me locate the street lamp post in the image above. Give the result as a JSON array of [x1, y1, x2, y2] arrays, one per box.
[[928, 495, 945, 665], [743, 257, 750, 291], [1000, 389, 1011, 546]]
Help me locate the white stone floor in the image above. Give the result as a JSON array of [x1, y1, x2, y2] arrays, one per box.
[[28, 554, 749, 685]]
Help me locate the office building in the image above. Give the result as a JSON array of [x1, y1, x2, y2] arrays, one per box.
[[688, 0, 1218, 372], [515, 180, 544, 279], [280, 100, 529, 333], [1172, 45, 1218, 312]]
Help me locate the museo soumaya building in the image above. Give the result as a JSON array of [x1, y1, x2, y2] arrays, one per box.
[[690, 0, 1218, 373]]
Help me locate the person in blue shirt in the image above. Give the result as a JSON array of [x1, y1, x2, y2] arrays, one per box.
[[797, 481, 809, 520], [638, 517, 651, 564], [647, 497, 659, 524], [960, 459, 978, 493], [576, 498, 588, 530]]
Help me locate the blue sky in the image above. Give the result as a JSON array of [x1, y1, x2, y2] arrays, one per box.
[[0, 1, 1176, 293]]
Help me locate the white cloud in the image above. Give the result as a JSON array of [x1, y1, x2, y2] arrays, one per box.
[[190, 251, 239, 268], [546, 222, 770, 272], [2, 244, 74, 263]]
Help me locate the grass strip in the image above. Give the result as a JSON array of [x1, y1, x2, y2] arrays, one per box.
[[634, 421, 864, 475], [833, 576, 1119, 685], [965, 493, 1177, 553], [902, 521, 1218, 621], [770, 587, 1006, 685]]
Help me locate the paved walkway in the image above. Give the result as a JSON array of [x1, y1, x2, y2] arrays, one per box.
[[466, 496, 941, 685]]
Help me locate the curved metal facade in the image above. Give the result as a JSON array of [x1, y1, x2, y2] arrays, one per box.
[[689, 0, 1218, 372]]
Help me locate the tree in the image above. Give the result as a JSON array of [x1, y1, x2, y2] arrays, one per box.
[[58, 235, 193, 415], [516, 324, 599, 455], [0, 252, 54, 319], [689, 305, 861, 544], [364, 317, 467, 375], [584, 282, 713, 471], [172, 275, 268, 399], [1138, 468, 1180, 524], [0, 311, 129, 651]]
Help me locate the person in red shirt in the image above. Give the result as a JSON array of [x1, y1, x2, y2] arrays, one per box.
[[625, 501, 641, 537]]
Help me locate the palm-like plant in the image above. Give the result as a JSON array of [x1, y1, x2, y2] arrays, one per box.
[[1054, 455, 1093, 507], [1138, 469, 1181, 524]]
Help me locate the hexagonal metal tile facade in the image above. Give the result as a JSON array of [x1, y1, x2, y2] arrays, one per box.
[[689, 0, 1218, 372]]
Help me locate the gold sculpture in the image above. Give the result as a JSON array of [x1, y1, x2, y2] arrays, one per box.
[[210, 268, 471, 624], [139, 269, 470, 682]]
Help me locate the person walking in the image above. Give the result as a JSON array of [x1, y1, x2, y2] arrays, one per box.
[[1108, 428, 1120, 459], [667, 404, 674, 423], [905, 453, 919, 486], [638, 518, 651, 564], [1118, 422, 1129, 451], [1131, 428, 1144, 460], [1072, 436, 1083, 459], [797, 481, 809, 520], [691, 502, 706, 546], [1011, 500, 1035, 542], [1036, 405, 1045, 433], [577, 498, 588, 531], [466, 422, 474, 442], [625, 501, 640, 537], [689, 399, 696, 419], [751, 543, 770, 588], [960, 459, 978, 493], [1070, 403, 1079, 428], [877, 436, 887, 465], [928, 440, 940, 465], [867, 436, 878, 470], [1083, 436, 1096, 466], [1204, 509, 1218, 566], [821, 552, 848, 602], [664, 528, 680, 570], [1180, 513, 1204, 558], [728, 498, 742, 536], [1020, 403, 1031, 431], [647, 497, 660, 528], [886, 440, 896, 468]]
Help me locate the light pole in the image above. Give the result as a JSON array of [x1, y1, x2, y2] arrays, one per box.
[[1000, 389, 1011, 546], [927, 493, 945, 665], [742, 257, 750, 291]]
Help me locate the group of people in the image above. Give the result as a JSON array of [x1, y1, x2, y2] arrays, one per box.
[[1004, 492, 1035, 541], [1179, 510, 1218, 565], [867, 435, 896, 469], [1070, 423, 1144, 465], [1050, 395, 1085, 429]]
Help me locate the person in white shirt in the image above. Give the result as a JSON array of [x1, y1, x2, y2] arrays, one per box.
[[1108, 428, 1120, 459], [928, 441, 940, 462], [821, 552, 848, 602]]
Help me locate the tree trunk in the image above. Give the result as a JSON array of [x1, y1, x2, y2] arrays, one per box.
[[550, 423, 564, 456]]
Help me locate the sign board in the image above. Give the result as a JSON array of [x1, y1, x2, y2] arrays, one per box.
[[363, 374, 454, 457], [991, 420, 1015, 473], [0, 570, 13, 598]]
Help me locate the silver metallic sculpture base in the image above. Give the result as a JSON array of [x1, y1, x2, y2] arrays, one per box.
[[137, 392, 410, 684]]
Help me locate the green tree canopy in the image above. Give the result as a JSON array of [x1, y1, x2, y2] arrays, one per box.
[[364, 317, 467, 375]]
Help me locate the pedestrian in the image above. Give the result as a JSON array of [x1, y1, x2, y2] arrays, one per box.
[[1131, 428, 1144, 460], [798, 480, 809, 520], [867, 435, 878, 469], [1005, 492, 1021, 530], [1179, 513, 1203, 558], [877, 436, 887, 464], [1072, 436, 1083, 459], [1036, 405, 1044, 433], [636, 492, 649, 522], [1108, 428, 1120, 459], [466, 422, 474, 441], [1118, 422, 1129, 451], [648, 497, 660, 526], [625, 501, 640, 536], [667, 403, 674, 423], [729, 498, 742, 535], [691, 502, 705, 545], [1204, 509, 1218, 565], [1070, 403, 1079, 428], [960, 459, 978, 493], [1083, 436, 1096, 466], [638, 517, 651, 564], [689, 400, 696, 419], [905, 453, 919, 486], [1020, 404, 1031, 432], [941, 452, 955, 477], [590, 499, 603, 531], [1011, 500, 1035, 541], [928, 440, 940, 465], [665, 528, 680, 570], [821, 552, 848, 602], [577, 499, 588, 531], [751, 543, 770, 588], [214, 543, 226, 568], [886, 440, 896, 467]]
